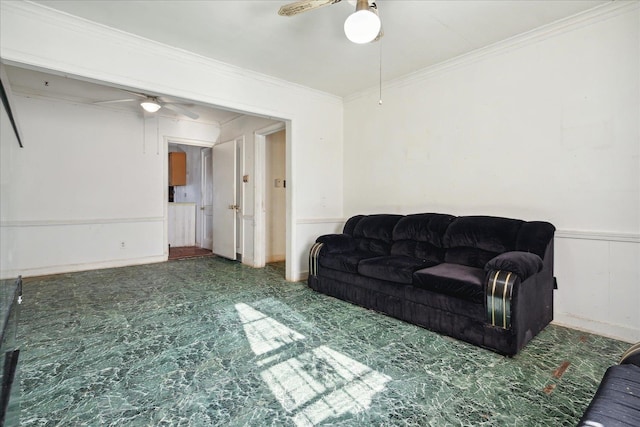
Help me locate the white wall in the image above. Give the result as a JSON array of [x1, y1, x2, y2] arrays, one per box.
[[343, 3, 639, 342], [0, 94, 220, 278], [0, 1, 344, 281]]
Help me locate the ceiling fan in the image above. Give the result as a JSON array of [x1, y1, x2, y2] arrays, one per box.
[[94, 90, 199, 119], [279, 0, 383, 44]]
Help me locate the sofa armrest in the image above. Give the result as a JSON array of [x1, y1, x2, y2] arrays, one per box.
[[485, 270, 520, 329], [485, 251, 543, 281], [484, 252, 543, 330], [316, 233, 356, 254], [309, 234, 356, 278], [621, 342, 640, 366]]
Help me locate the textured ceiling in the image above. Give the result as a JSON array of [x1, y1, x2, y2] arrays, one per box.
[[31, 0, 610, 97]]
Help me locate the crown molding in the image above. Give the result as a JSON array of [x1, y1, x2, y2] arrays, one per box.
[[1, 1, 342, 109], [345, 0, 639, 103]]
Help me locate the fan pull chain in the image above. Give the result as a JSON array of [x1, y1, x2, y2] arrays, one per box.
[[378, 38, 383, 105]]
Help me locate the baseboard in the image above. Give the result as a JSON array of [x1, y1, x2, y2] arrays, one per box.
[[553, 313, 639, 344], [0, 255, 167, 280]]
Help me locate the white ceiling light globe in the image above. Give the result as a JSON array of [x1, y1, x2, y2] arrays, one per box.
[[140, 101, 161, 113], [344, 9, 381, 44]]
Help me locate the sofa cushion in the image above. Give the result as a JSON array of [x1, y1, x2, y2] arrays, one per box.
[[515, 221, 556, 258], [359, 255, 439, 284], [443, 216, 523, 253], [353, 214, 403, 255], [316, 234, 356, 254], [484, 251, 543, 281], [320, 251, 378, 274], [413, 263, 486, 304], [392, 213, 454, 247], [391, 240, 446, 263], [343, 215, 365, 236], [445, 247, 497, 269]]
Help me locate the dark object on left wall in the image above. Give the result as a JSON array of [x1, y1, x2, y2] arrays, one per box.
[[0, 64, 24, 148], [1, 276, 22, 427]]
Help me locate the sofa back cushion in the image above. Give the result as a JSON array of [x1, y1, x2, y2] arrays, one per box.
[[391, 213, 454, 262], [444, 247, 497, 268], [516, 221, 556, 258], [442, 216, 522, 268], [443, 216, 523, 253], [343, 215, 365, 236], [353, 214, 403, 255]]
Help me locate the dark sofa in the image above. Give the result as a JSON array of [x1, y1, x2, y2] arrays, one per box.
[[308, 213, 556, 355], [577, 342, 640, 426]]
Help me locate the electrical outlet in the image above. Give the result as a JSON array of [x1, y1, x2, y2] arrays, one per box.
[[120, 241, 126, 249]]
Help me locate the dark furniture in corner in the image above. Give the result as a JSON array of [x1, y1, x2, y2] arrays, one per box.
[[577, 342, 640, 426], [308, 213, 556, 356], [1, 276, 22, 426]]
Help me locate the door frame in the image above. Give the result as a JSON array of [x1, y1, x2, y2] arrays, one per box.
[[163, 136, 215, 258], [235, 137, 245, 260], [200, 147, 213, 250], [254, 122, 286, 269]]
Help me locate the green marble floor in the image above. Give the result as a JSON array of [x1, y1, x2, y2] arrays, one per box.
[[16, 257, 628, 426]]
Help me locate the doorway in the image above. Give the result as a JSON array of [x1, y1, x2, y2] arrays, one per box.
[[265, 129, 286, 263], [254, 123, 287, 275], [166, 139, 215, 260], [165, 124, 287, 273], [201, 147, 213, 250]]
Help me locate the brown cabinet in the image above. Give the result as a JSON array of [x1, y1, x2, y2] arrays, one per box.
[[169, 152, 187, 186]]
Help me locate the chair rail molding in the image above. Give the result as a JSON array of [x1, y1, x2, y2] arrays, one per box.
[[555, 229, 640, 244]]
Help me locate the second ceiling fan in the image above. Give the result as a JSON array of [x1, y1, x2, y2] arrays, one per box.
[[95, 90, 200, 120], [278, 0, 383, 44]]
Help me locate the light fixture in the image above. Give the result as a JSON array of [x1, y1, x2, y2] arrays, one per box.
[[344, 0, 381, 44], [140, 98, 161, 113]]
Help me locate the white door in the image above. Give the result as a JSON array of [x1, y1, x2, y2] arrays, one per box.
[[201, 148, 213, 250], [212, 140, 237, 260]]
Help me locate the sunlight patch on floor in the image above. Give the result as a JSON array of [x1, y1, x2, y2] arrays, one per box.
[[236, 302, 390, 426]]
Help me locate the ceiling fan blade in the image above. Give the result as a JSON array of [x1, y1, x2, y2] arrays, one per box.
[[162, 103, 199, 120], [278, 0, 341, 17], [159, 97, 194, 107], [93, 98, 137, 105], [121, 89, 148, 99]]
